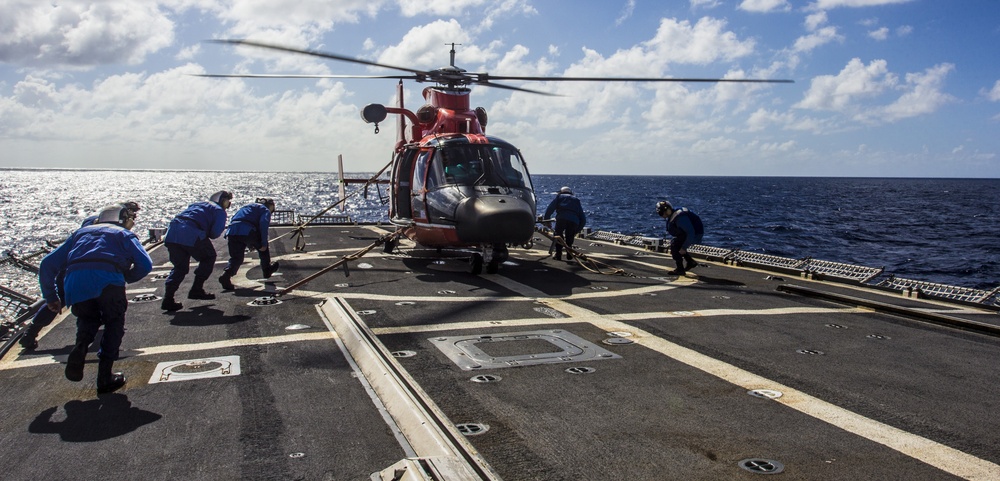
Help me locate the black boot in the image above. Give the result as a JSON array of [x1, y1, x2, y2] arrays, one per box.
[[262, 262, 280, 279], [667, 260, 686, 276], [65, 341, 88, 382], [96, 358, 126, 394], [219, 273, 235, 291], [684, 254, 699, 271], [161, 286, 183, 311], [188, 276, 216, 300], [19, 332, 38, 350]]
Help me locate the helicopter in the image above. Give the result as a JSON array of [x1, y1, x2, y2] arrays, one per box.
[[202, 40, 791, 274]]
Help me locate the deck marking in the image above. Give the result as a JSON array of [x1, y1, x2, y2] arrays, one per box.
[[488, 277, 1000, 481], [0, 332, 334, 371]]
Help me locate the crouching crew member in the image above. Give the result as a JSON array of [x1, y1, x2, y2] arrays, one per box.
[[219, 198, 279, 290], [21, 202, 141, 351], [544, 186, 587, 261], [38, 204, 153, 393], [656, 200, 704, 275], [162, 190, 232, 311]]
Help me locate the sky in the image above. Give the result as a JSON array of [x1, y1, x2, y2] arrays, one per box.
[[1, 0, 999, 177]]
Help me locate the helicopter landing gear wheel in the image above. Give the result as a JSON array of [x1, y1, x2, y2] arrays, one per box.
[[470, 253, 484, 275]]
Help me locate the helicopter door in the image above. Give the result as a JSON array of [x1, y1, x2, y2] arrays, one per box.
[[410, 150, 431, 221], [390, 149, 417, 221]]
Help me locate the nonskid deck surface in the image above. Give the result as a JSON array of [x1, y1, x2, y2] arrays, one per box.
[[2, 224, 999, 480]]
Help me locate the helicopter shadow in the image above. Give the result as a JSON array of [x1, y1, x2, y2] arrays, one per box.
[[166, 305, 251, 327], [28, 393, 162, 442]]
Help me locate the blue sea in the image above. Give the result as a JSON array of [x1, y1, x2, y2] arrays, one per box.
[[2, 170, 998, 294]]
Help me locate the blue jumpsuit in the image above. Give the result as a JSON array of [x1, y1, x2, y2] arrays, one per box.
[[544, 194, 587, 259], [222, 203, 273, 279], [38, 223, 152, 360], [665, 207, 704, 272], [164, 201, 228, 292]]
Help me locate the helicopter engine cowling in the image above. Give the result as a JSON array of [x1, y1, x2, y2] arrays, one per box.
[[453, 195, 535, 244]]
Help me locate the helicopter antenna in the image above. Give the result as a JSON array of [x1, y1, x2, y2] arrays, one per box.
[[447, 43, 461, 68]]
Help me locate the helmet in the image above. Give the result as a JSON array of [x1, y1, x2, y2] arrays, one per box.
[[122, 201, 140, 215], [256, 197, 276, 211], [656, 201, 673, 217], [210, 190, 234, 204], [559, 186, 573, 195], [96, 203, 136, 225]]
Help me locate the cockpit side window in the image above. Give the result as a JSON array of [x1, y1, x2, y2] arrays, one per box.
[[490, 146, 531, 190]]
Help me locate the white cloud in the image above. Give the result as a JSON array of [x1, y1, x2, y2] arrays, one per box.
[[896, 25, 913, 37], [0, 1, 175, 69], [739, 0, 792, 13], [804, 12, 828, 31], [863, 63, 955, 123], [643, 17, 757, 65], [795, 58, 895, 111], [397, 0, 486, 17], [868, 27, 889, 41], [984, 80, 1000, 102], [616, 0, 637, 26], [792, 26, 844, 53]]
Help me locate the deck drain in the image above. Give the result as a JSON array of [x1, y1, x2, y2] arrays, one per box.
[[825, 323, 848, 329], [129, 293, 160, 303], [356, 310, 376, 315], [357, 263, 373, 269], [430, 329, 621, 370], [738, 459, 784, 475], [392, 350, 417, 358], [797, 349, 824, 355], [470, 374, 502, 383], [395, 301, 416, 306], [602, 337, 634, 345], [285, 324, 312, 330], [456, 423, 489, 436], [748, 389, 783, 399], [867, 334, 890, 340], [437, 290, 456, 295], [248, 296, 282, 306], [288, 452, 306, 459], [566, 366, 596, 374]]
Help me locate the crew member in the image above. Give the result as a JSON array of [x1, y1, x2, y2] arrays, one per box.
[[656, 200, 704, 275], [219, 198, 279, 290], [544, 186, 587, 261], [161, 191, 232, 311], [37, 203, 153, 393], [20, 201, 141, 350]]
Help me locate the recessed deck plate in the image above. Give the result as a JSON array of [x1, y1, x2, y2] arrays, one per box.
[[149, 355, 241, 384], [430, 329, 621, 370]]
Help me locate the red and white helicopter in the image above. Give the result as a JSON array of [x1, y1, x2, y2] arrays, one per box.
[[203, 40, 791, 274]]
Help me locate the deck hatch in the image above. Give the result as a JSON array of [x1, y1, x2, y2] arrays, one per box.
[[430, 329, 621, 370]]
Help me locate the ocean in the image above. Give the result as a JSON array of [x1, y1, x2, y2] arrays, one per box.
[[2, 169, 998, 295]]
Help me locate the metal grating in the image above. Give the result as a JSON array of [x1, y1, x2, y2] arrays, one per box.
[[732, 251, 807, 270], [587, 231, 662, 249], [270, 210, 297, 226], [875, 275, 994, 304], [297, 213, 354, 225], [803, 259, 884, 283], [687, 244, 735, 260]]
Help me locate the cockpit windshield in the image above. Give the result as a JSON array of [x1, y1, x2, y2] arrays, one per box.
[[428, 144, 532, 190]]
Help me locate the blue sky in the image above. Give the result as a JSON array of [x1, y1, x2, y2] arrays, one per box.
[[1, 0, 998, 177]]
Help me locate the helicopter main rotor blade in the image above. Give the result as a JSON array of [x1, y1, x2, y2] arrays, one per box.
[[210, 39, 430, 76], [479, 75, 794, 83], [193, 73, 418, 80], [473, 80, 560, 96]]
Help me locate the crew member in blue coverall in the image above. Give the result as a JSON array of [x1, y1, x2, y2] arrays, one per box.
[[657, 200, 704, 275], [38, 203, 153, 393], [218, 198, 279, 291], [20, 201, 141, 351], [544, 186, 587, 261], [161, 190, 232, 311]]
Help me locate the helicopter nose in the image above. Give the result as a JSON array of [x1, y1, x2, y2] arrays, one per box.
[[454, 196, 535, 244]]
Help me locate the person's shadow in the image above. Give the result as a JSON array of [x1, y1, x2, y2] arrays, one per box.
[[28, 393, 161, 442]]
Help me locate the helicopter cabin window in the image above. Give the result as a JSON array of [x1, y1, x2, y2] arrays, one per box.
[[491, 147, 531, 190], [437, 148, 484, 186]]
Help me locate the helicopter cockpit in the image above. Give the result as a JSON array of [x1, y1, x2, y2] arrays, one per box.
[[428, 144, 532, 191]]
